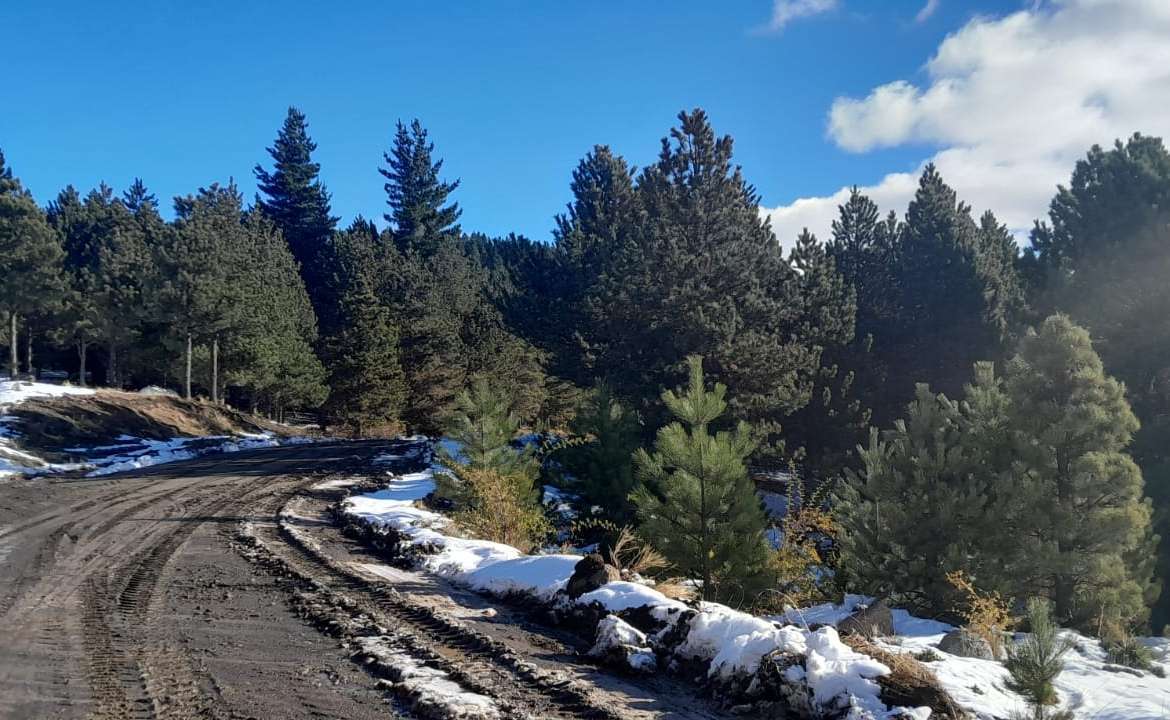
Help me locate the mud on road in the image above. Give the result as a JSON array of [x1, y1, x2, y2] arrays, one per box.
[[0, 441, 734, 720]]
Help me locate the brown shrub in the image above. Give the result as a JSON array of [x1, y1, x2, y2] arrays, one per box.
[[843, 635, 967, 719]]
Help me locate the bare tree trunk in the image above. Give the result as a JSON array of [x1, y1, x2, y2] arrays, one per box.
[[25, 330, 33, 378], [184, 333, 193, 400], [106, 342, 117, 388], [9, 312, 18, 380], [211, 335, 219, 405], [77, 341, 88, 387]]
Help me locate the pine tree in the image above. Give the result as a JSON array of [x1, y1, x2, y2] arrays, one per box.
[[160, 183, 250, 399], [47, 184, 153, 387], [552, 145, 642, 386], [380, 119, 461, 257], [837, 316, 1153, 626], [558, 384, 643, 522], [224, 210, 328, 414], [1024, 136, 1170, 628], [0, 150, 65, 379], [1006, 315, 1153, 624], [320, 223, 406, 432], [835, 366, 1019, 616], [1027, 133, 1170, 283], [1004, 599, 1075, 719], [441, 378, 536, 485], [631, 356, 771, 605], [595, 110, 853, 439], [254, 107, 338, 312], [780, 229, 867, 473], [122, 178, 157, 214]]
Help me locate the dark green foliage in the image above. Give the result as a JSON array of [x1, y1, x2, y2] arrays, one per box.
[[378, 121, 547, 433], [550, 146, 642, 387], [837, 316, 1153, 627], [890, 165, 1020, 402], [557, 384, 642, 522], [320, 222, 406, 433], [47, 184, 154, 387], [157, 183, 324, 411], [1027, 134, 1170, 283], [223, 211, 328, 413], [381, 119, 461, 257], [1004, 599, 1075, 719], [560, 110, 853, 448], [255, 107, 339, 309], [835, 366, 1018, 615], [1025, 135, 1170, 629], [779, 229, 866, 473], [122, 178, 158, 214], [0, 150, 65, 379], [631, 356, 771, 605]]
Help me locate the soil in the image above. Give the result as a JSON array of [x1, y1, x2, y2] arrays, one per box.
[[6, 390, 299, 459], [0, 439, 734, 719]]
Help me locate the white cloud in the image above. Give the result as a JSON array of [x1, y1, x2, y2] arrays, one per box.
[[762, 0, 838, 33], [915, 0, 940, 23], [764, 0, 1170, 245]]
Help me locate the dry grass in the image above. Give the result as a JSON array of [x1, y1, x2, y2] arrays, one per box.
[[652, 578, 698, 602], [843, 635, 968, 719], [947, 570, 1014, 660], [10, 390, 291, 456]]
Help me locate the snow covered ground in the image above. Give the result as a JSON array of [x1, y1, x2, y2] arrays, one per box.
[[341, 461, 928, 719], [0, 380, 314, 480], [782, 596, 1170, 718], [344, 451, 1170, 719]]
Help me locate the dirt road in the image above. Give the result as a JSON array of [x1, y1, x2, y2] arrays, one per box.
[[0, 442, 734, 720]]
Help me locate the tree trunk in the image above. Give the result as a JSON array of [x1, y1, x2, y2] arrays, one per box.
[[24, 330, 33, 378], [8, 313, 18, 380], [211, 335, 219, 405], [184, 333, 193, 400], [106, 342, 117, 388], [77, 341, 88, 387]]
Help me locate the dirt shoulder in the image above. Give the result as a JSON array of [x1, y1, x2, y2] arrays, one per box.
[[7, 389, 303, 459]]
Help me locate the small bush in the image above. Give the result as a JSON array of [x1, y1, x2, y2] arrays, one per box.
[[947, 570, 1013, 660], [1104, 632, 1154, 671], [606, 525, 669, 578], [759, 479, 837, 611], [1005, 599, 1075, 719], [449, 466, 552, 553]]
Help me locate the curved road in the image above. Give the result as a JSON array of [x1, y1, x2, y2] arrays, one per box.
[[0, 441, 398, 719], [0, 441, 734, 720]]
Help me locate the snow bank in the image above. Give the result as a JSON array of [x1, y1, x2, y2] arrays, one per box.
[[341, 463, 927, 718], [0, 380, 94, 406], [590, 615, 657, 673], [0, 382, 97, 479], [780, 594, 1170, 719]]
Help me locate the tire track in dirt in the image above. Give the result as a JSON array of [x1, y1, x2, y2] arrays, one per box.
[[240, 485, 628, 720]]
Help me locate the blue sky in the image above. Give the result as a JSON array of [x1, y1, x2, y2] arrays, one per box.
[[0, 1, 1113, 243]]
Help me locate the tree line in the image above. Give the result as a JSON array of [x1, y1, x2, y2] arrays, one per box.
[[3, 108, 1170, 632]]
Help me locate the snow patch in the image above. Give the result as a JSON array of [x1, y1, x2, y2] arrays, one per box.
[[354, 636, 500, 719]]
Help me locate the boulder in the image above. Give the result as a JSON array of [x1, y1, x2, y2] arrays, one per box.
[[837, 599, 894, 638], [937, 628, 994, 660], [566, 553, 621, 598]]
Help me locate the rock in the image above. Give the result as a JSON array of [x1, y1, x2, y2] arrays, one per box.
[[589, 615, 657, 674], [566, 553, 621, 598], [837, 599, 894, 638], [937, 628, 994, 660]]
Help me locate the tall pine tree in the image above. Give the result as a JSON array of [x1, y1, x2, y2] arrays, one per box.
[[254, 107, 338, 314], [0, 150, 65, 380]]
